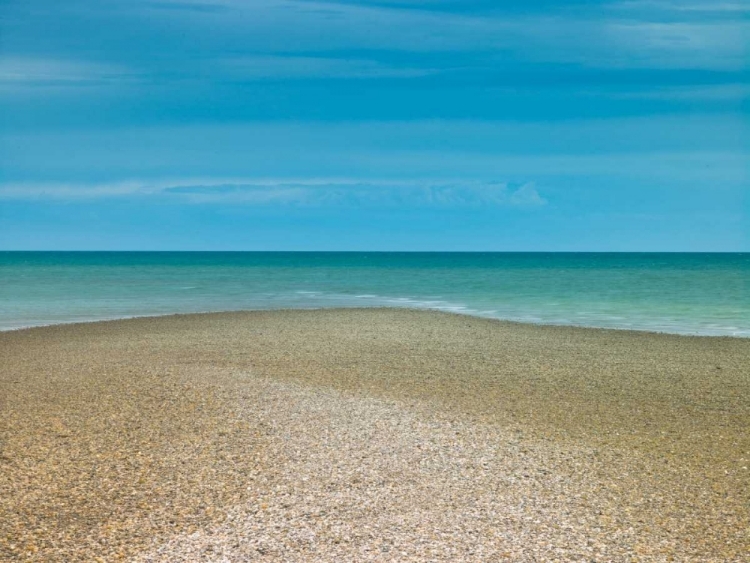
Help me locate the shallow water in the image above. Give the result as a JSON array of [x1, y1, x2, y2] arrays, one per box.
[[1, 252, 748, 336]]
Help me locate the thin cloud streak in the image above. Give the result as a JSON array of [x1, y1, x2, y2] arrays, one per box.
[[218, 55, 439, 79], [10, 0, 743, 79], [612, 1, 750, 13], [608, 84, 750, 101], [207, 0, 750, 69], [0, 178, 547, 207], [0, 57, 136, 87]]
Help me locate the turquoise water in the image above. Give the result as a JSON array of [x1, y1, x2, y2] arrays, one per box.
[[0, 252, 748, 336]]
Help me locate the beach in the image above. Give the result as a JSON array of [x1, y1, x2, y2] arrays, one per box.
[[1, 309, 748, 561]]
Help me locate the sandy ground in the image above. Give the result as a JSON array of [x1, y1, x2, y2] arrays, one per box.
[[1, 309, 748, 561]]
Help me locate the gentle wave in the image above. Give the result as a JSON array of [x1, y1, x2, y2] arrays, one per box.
[[2, 294, 749, 336], [1, 252, 748, 337]]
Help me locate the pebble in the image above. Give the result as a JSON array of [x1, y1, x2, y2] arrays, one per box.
[[1, 309, 748, 561]]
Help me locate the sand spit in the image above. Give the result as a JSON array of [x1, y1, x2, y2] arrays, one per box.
[[1, 309, 748, 561]]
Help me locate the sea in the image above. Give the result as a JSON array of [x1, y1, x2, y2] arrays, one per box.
[[0, 252, 748, 337]]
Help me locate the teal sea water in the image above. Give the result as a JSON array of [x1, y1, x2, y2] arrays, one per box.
[[1, 252, 748, 336]]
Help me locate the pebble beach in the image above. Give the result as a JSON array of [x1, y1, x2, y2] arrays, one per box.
[[1, 309, 749, 561]]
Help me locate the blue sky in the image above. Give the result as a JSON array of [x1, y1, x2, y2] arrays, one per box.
[[1, 0, 747, 250]]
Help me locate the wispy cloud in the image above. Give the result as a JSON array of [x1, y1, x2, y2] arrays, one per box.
[[144, 1, 232, 13], [219, 55, 437, 79], [600, 20, 748, 70], [612, 1, 750, 13], [144, 0, 749, 70], [0, 57, 136, 89], [0, 178, 547, 207], [610, 84, 750, 101], [0, 181, 161, 200], [2, 0, 746, 103], [508, 182, 546, 206]]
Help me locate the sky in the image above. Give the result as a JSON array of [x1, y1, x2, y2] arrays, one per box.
[[0, 0, 748, 251]]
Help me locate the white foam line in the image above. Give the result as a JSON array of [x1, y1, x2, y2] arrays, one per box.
[[2, 291, 749, 338]]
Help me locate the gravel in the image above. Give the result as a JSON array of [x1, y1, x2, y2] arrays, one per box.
[[2, 309, 748, 561]]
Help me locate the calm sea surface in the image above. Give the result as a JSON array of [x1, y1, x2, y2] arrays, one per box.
[[0, 252, 747, 336]]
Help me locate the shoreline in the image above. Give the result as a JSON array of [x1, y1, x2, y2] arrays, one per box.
[[2, 306, 748, 339], [2, 308, 748, 561]]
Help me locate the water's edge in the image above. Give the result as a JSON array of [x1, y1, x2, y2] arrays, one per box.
[[1, 306, 746, 340], [2, 252, 747, 337]]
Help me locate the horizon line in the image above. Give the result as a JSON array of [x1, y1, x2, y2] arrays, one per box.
[[1, 250, 747, 254]]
